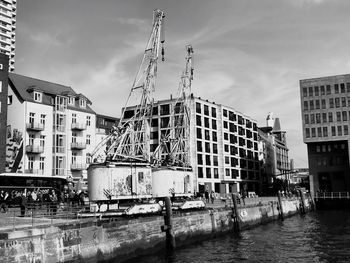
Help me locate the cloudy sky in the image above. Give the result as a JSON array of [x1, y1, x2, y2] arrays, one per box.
[[14, 0, 350, 168]]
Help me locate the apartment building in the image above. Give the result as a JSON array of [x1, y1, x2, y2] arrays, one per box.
[[300, 74, 350, 193], [258, 113, 290, 194], [123, 95, 261, 196], [0, 53, 8, 173], [6, 73, 96, 181], [0, 0, 16, 72]]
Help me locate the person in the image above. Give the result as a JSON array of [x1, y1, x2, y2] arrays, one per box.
[[49, 190, 58, 215], [20, 192, 27, 217], [204, 189, 209, 203], [210, 191, 215, 204], [0, 191, 9, 213]]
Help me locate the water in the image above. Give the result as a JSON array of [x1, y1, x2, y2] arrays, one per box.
[[124, 210, 350, 263]]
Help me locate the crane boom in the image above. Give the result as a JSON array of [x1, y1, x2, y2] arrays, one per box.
[[91, 9, 165, 163]]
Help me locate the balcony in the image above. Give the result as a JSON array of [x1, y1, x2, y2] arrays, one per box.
[[71, 122, 86, 130], [53, 168, 65, 176], [24, 169, 44, 175], [26, 122, 44, 131], [70, 163, 87, 171], [25, 145, 44, 154], [53, 146, 65, 154], [71, 142, 86, 150], [54, 125, 65, 132]]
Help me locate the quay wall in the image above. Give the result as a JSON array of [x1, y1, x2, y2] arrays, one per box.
[[0, 196, 313, 263]]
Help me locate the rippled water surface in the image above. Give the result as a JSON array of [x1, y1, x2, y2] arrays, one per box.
[[124, 210, 350, 263]]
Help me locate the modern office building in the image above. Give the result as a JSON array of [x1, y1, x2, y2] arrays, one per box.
[[0, 0, 16, 72], [0, 53, 9, 173], [300, 74, 350, 193], [123, 95, 261, 196], [6, 73, 96, 181], [258, 113, 290, 194]]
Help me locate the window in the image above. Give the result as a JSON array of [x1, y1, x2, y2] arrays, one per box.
[[310, 100, 314, 110], [338, 126, 342, 136], [311, 128, 316, 138], [7, 95, 12, 105], [197, 154, 203, 165], [214, 168, 219, 178], [34, 91, 42, 102], [335, 98, 340, 108], [329, 98, 334, 108], [316, 113, 321, 123], [212, 107, 217, 118], [161, 117, 169, 128], [308, 87, 313, 96], [329, 112, 333, 122], [335, 84, 339, 94], [205, 155, 211, 165], [225, 169, 230, 177], [332, 126, 336, 136], [212, 120, 217, 130], [321, 99, 326, 109], [28, 156, 34, 171], [322, 113, 327, 123], [39, 157, 45, 171], [80, 99, 86, 107], [205, 130, 210, 140], [317, 127, 322, 137], [204, 117, 209, 128], [29, 112, 35, 124], [213, 156, 218, 166], [225, 156, 230, 164], [305, 128, 310, 138], [206, 168, 211, 178], [223, 109, 228, 117], [344, 126, 348, 135], [224, 133, 228, 140], [303, 101, 308, 110], [223, 121, 228, 129], [224, 144, 229, 152], [151, 119, 158, 127], [69, 97, 75, 105], [198, 167, 203, 178], [196, 115, 201, 126], [343, 111, 347, 121], [342, 97, 347, 107], [204, 105, 209, 116], [86, 134, 91, 145], [213, 144, 218, 154], [326, 85, 331, 94], [72, 113, 77, 124], [212, 131, 217, 142], [40, 135, 45, 147], [40, 114, 46, 126], [323, 127, 328, 137], [336, 112, 341, 122], [197, 141, 202, 152], [86, 116, 91, 126], [196, 102, 201, 113], [341, 83, 345, 93], [320, 86, 325, 95], [315, 100, 320, 109], [72, 132, 77, 143], [315, 86, 319, 96], [310, 114, 315, 124], [205, 142, 210, 153], [196, 128, 202, 139]]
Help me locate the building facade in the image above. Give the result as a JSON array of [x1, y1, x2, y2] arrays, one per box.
[[123, 95, 261, 196], [0, 0, 16, 72], [0, 53, 8, 172], [300, 74, 350, 193], [258, 113, 290, 194], [6, 73, 96, 181]]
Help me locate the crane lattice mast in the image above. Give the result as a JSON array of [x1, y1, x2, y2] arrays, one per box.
[[152, 45, 194, 167], [91, 9, 165, 163]]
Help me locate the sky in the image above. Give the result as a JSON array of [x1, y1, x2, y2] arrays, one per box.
[[14, 0, 350, 168]]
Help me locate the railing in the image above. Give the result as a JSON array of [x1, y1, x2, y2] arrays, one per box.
[[315, 192, 350, 199], [71, 122, 87, 130], [71, 142, 86, 150], [26, 122, 44, 131], [25, 145, 44, 153], [70, 163, 87, 170]]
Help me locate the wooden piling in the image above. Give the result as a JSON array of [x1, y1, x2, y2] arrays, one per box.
[[299, 190, 306, 214], [161, 197, 176, 249], [231, 194, 241, 232], [277, 191, 284, 220]]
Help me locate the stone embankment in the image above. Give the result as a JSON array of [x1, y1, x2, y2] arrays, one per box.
[[0, 194, 314, 263]]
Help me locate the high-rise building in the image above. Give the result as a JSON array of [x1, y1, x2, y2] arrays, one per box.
[[0, 53, 9, 173], [6, 73, 96, 181], [123, 95, 261, 196], [300, 74, 350, 193], [0, 0, 16, 72]]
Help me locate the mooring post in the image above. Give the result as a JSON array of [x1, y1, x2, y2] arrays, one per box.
[[231, 194, 241, 232], [161, 197, 176, 249], [277, 191, 284, 220], [299, 190, 306, 214]]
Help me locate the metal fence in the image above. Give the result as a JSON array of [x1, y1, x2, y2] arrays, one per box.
[[315, 192, 350, 199]]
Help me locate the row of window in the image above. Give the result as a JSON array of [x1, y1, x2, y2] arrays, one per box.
[[197, 167, 259, 180], [305, 125, 349, 138], [195, 102, 217, 118], [304, 111, 350, 124], [302, 83, 350, 97], [28, 133, 92, 147], [315, 155, 348, 167], [315, 143, 346, 153], [196, 115, 217, 129], [303, 97, 350, 111], [197, 154, 219, 166], [28, 112, 92, 127], [197, 141, 218, 153]]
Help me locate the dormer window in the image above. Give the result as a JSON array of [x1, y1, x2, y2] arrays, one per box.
[[34, 91, 42, 102], [79, 99, 86, 108], [69, 97, 75, 105]]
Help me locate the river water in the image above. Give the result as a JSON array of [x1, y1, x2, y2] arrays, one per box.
[[124, 210, 350, 263]]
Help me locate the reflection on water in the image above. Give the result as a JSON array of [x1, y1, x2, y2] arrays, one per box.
[[123, 210, 350, 263]]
